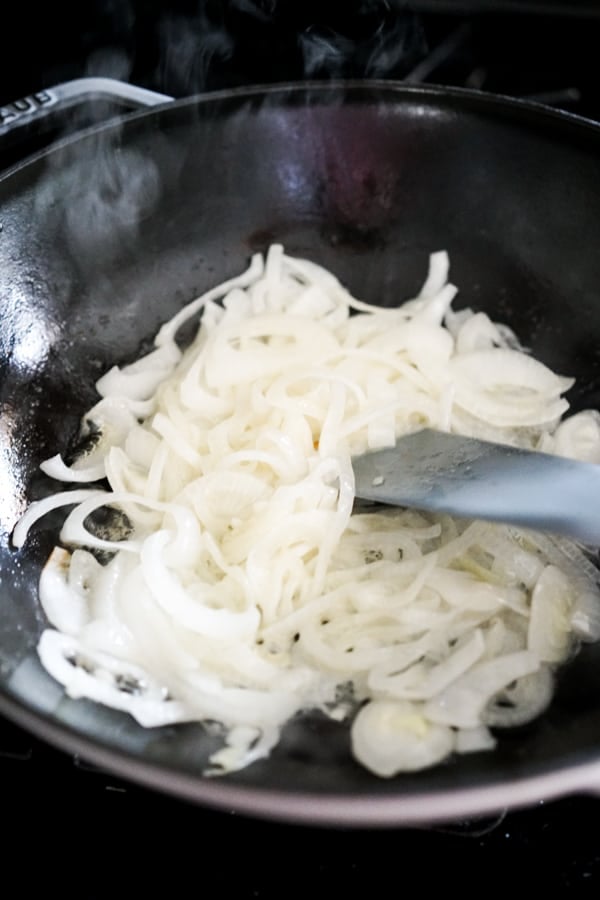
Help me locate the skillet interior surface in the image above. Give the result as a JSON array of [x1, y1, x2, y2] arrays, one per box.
[[2, 82, 600, 824]]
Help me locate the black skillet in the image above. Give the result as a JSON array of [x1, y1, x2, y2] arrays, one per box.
[[1, 78, 600, 826]]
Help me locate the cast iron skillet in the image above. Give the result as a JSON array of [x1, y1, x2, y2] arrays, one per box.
[[2, 79, 600, 827]]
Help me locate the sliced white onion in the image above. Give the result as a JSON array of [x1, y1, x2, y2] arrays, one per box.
[[528, 565, 574, 663], [419, 250, 450, 299], [483, 666, 554, 728], [154, 252, 264, 347], [207, 724, 279, 775], [39, 547, 92, 635], [351, 699, 455, 776], [449, 349, 573, 427], [11, 489, 103, 549], [570, 589, 600, 642], [14, 245, 600, 782], [96, 342, 182, 402], [40, 454, 106, 483], [37, 629, 189, 727], [454, 725, 497, 754], [549, 410, 600, 463], [424, 650, 540, 729], [140, 530, 260, 640]]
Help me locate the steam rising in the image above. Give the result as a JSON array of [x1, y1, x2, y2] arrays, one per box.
[[299, 8, 425, 80], [160, 9, 233, 96], [159, 0, 425, 93], [31, 2, 427, 312], [35, 0, 425, 254], [62, 141, 162, 259], [86, 47, 133, 85], [31, 108, 163, 274]]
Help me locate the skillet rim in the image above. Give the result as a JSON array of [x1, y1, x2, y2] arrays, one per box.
[[1, 77, 600, 187]]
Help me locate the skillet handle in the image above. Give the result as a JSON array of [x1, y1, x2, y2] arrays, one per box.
[[0, 77, 174, 172]]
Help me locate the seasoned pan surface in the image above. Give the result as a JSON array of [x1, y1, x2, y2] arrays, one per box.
[[2, 82, 600, 824]]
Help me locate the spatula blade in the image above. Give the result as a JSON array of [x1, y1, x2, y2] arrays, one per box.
[[351, 428, 600, 545]]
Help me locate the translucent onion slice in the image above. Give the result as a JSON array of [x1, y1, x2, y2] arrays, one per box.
[[548, 410, 600, 463], [39, 547, 92, 635], [351, 699, 456, 776], [483, 666, 554, 728], [96, 342, 182, 402], [37, 629, 190, 727], [11, 489, 103, 549], [424, 650, 540, 729], [527, 565, 574, 663], [454, 725, 497, 754], [40, 454, 106, 483], [449, 349, 573, 427]]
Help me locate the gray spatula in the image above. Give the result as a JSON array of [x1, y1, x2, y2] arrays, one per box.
[[351, 428, 600, 545]]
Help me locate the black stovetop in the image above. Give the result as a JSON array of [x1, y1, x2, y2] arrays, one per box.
[[3, 713, 600, 890], [2, 2, 600, 889]]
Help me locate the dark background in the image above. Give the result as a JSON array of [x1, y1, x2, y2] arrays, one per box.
[[2, 0, 600, 115], [2, 0, 600, 893]]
